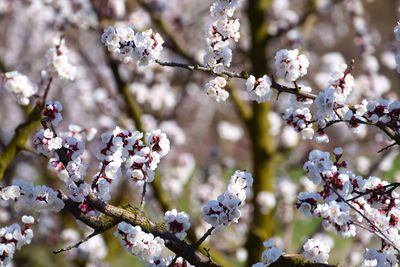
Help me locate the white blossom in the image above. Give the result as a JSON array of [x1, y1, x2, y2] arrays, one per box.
[[246, 75, 273, 103], [3, 71, 38, 105], [45, 39, 76, 80], [203, 170, 253, 227], [115, 222, 165, 263], [274, 49, 309, 82], [205, 77, 229, 102], [302, 238, 330, 264], [252, 239, 282, 267], [101, 26, 164, 65], [164, 209, 191, 240]]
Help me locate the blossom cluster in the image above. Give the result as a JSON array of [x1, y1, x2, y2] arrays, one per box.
[[297, 149, 400, 263], [274, 50, 400, 145], [115, 222, 165, 263], [325, 64, 354, 105], [283, 86, 314, 140], [93, 127, 170, 201], [101, 25, 164, 65], [34, 98, 172, 215], [361, 248, 397, 267], [313, 63, 354, 142], [246, 75, 273, 103], [164, 209, 191, 240], [274, 49, 309, 82], [34, 101, 90, 207], [0, 180, 64, 214], [302, 238, 330, 264], [0, 216, 35, 267], [45, 38, 76, 80], [2, 71, 38, 106], [252, 239, 283, 267], [43, 100, 63, 127], [12, 179, 65, 212], [33, 128, 63, 156], [202, 170, 253, 227], [205, 76, 229, 102], [204, 0, 241, 73]]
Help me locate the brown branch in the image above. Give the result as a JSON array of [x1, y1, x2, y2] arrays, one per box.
[[155, 59, 400, 148], [270, 254, 337, 267], [86, 193, 221, 267], [46, 114, 221, 266]]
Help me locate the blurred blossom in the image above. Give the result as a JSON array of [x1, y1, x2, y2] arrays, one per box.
[[217, 121, 244, 142]]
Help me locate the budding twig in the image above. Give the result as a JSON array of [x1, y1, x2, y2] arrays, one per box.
[[322, 175, 400, 253]]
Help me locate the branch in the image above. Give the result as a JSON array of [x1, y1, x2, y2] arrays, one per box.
[[86, 193, 221, 267], [0, 77, 54, 180], [377, 142, 397, 153], [155, 60, 248, 80], [48, 116, 221, 266], [270, 254, 337, 267], [155, 59, 400, 148], [60, 188, 222, 267], [63, 191, 337, 267]]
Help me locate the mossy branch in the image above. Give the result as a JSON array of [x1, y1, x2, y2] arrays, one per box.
[[0, 104, 43, 180], [270, 254, 337, 267]]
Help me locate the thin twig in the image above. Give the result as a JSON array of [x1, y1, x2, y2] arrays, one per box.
[[155, 60, 247, 79], [140, 182, 147, 210], [194, 227, 215, 248], [346, 183, 400, 202], [377, 142, 397, 153], [41, 77, 53, 108], [53, 231, 99, 254]]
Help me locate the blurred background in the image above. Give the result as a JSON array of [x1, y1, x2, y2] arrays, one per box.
[[0, 0, 400, 266]]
